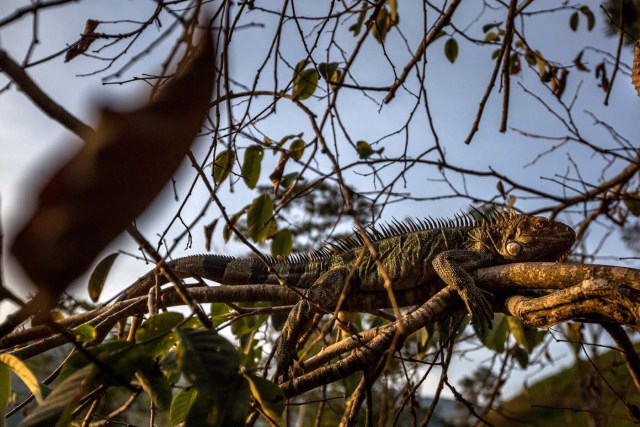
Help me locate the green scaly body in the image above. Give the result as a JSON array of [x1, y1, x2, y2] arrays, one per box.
[[116, 209, 575, 378]]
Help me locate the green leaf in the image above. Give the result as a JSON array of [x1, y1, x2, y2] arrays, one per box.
[[294, 59, 307, 76], [318, 62, 344, 89], [247, 194, 275, 243], [279, 173, 300, 193], [136, 365, 172, 410], [271, 229, 293, 258], [176, 328, 241, 390], [507, 316, 538, 352], [356, 140, 383, 159], [580, 6, 595, 31], [288, 139, 305, 161], [513, 346, 529, 369], [88, 252, 118, 302], [241, 145, 264, 189], [274, 133, 303, 151], [212, 149, 235, 185], [20, 365, 94, 427], [482, 22, 502, 33], [318, 62, 339, 81], [136, 312, 183, 358], [223, 208, 246, 242], [509, 53, 521, 75], [293, 68, 319, 100], [484, 31, 499, 43], [72, 324, 97, 343], [0, 364, 10, 427], [569, 11, 579, 31], [475, 313, 509, 353], [211, 302, 230, 327], [371, 7, 389, 44], [137, 312, 184, 342], [0, 353, 43, 403], [444, 38, 459, 63], [244, 374, 285, 420], [349, 9, 366, 36], [491, 48, 503, 60], [58, 340, 131, 382], [623, 193, 640, 216], [356, 140, 374, 159], [170, 388, 198, 426]]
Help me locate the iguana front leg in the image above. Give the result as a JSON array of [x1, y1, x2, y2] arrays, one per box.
[[432, 249, 495, 333], [277, 267, 349, 380]]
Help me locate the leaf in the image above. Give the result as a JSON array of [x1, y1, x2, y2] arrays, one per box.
[[20, 364, 94, 427], [623, 193, 640, 216], [484, 32, 499, 43], [0, 364, 9, 427], [388, 0, 398, 23], [482, 22, 502, 33], [247, 194, 275, 243], [356, 140, 383, 159], [212, 149, 235, 185], [244, 374, 285, 420], [58, 340, 132, 382], [475, 313, 509, 353], [569, 11, 579, 31], [573, 50, 590, 72], [170, 388, 198, 427], [88, 252, 118, 302], [223, 208, 246, 242], [203, 218, 218, 252], [72, 324, 97, 343], [444, 38, 459, 63], [318, 62, 339, 81], [0, 353, 43, 403], [279, 173, 300, 193], [507, 316, 545, 353], [176, 328, 241, 390], [580, 6, 595, 31], [293, 68, 319, 100], [349, 9, 366, 36], [513, 346, 529, 369], [289, 139, 305, 161], [241, 145, 264, 189], [371, 7, 389, 44], [509, 53, 521, 75], [136, 365, 172, 410], [271, 229, 293, 258], [11, 33, 216, 310], [269, 152, 289, 194], [273, 133, 303, 151], [137, 312, 184, 342]]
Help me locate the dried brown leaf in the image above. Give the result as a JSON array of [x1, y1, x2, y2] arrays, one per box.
[[12, 33, 216, 307]]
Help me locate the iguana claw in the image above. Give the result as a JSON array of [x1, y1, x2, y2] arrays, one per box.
[[460, 285, 494, 335]]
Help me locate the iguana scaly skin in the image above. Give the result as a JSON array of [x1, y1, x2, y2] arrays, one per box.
[[116, 209, 575, 378]]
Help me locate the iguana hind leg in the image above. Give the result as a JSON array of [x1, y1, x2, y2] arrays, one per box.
[[277, 266, 349, 380], [432, 249, 495, 333]]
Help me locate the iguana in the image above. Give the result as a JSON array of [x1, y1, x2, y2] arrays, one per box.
[[115, 209, 575, 378]]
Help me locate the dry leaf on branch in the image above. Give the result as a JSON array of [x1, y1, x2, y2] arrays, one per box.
[[11, 33, 216, 310]]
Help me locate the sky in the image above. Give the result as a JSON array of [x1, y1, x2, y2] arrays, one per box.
[[0, 0, 638, 402]]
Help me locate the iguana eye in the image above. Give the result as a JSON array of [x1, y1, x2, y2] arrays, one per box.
[[506, 242, 522, 256], [534, 219, 548, 229]]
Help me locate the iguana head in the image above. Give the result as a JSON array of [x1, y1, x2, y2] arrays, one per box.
[[480, 211, 575, 263]]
